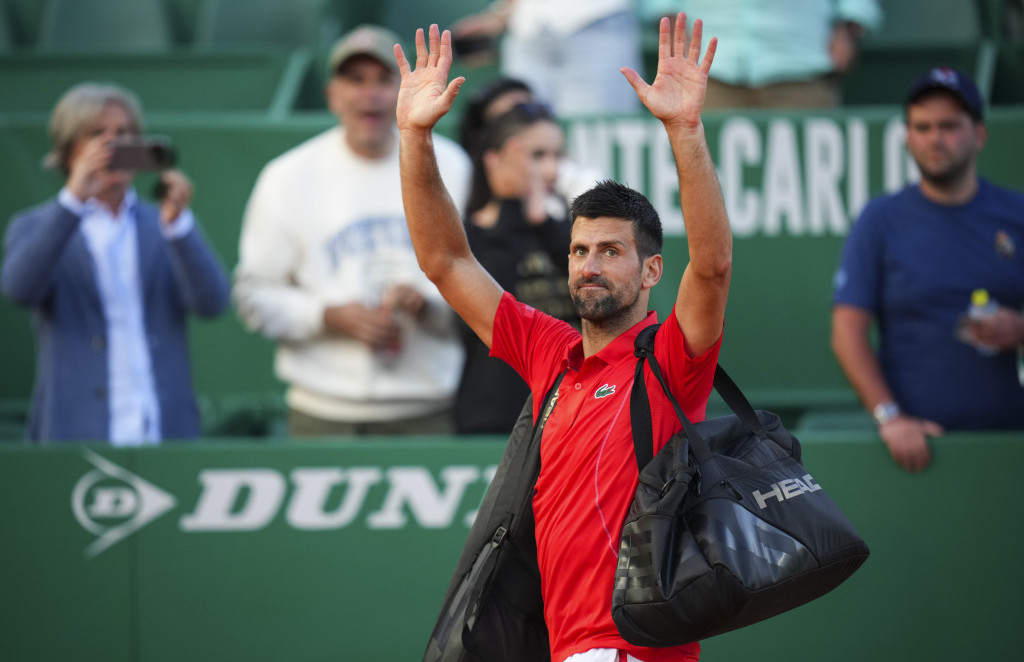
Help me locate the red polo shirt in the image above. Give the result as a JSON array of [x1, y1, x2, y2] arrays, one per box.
[[491, 292, 720, 662]]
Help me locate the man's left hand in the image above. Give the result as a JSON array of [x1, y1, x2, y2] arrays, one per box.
[[969, 307, 1024, 352], [620, 12, 717, 129], [158, 170, 193, 225]]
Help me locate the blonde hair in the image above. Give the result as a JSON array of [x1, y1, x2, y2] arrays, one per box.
[[44, 82, 144, 173]]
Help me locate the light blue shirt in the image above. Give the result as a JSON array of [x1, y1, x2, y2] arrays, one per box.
[[639, 0, 882, 86], [59, 187, 193, 445]]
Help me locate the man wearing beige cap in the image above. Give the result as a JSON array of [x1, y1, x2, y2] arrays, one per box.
[[234, 25, 471, 438]]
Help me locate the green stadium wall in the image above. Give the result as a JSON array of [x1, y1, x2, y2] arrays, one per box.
[[0, 431, 1021, 661]]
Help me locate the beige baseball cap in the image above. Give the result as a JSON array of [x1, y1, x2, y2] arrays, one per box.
[[328, 24, 402, 75]]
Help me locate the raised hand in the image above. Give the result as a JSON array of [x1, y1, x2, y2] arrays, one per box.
[[66, 136, 121, 202], [620, 13, 717, 128], [395, 24, 465, 132]]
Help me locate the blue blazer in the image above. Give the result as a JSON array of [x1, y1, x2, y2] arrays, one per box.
[[1, 198, 230, 442]]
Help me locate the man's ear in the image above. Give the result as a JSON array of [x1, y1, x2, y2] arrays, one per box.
[[975, 121, 988, 151], [324, 78, 341, 116], [642, 254, 663, 290]]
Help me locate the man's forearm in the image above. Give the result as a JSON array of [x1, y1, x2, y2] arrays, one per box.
[[399, 128, 471, 281], [831, 306, 895, 413], [669, 121, 731, 275]]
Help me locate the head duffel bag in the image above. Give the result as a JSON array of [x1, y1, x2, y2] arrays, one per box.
[[611, 325, 870, 647]]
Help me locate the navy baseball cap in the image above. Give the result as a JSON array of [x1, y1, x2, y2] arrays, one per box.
[[905, 67, 984, 120]]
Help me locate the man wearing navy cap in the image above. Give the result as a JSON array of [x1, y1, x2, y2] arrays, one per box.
[[831, 67, 1024, 472]]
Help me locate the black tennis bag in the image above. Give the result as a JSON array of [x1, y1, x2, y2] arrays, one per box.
[[612, 325, 870, 647], [423, 377, 561, 662]]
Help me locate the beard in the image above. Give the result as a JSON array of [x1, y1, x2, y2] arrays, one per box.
[[913, 148, 973, 189], [570, 274, 642, 323]]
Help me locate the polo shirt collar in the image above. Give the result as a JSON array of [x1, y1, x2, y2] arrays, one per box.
[[562, 310, 660, 371]]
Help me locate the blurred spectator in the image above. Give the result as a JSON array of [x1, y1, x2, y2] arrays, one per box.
[[0, 82, 230, 444], [640, 0, 882, 108], [458, 76, 604, 204], [452, 0, 643, 116], [233, 25, 471, 438], [832, 67, 1024, 473], [456, 101, 579, 434]]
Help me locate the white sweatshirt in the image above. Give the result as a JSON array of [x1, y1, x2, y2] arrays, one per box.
[[234, 127, 471, 421]]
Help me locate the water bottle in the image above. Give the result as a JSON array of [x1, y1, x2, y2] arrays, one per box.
[[957, 288, 998, 355], [968, 288, 998, 319]]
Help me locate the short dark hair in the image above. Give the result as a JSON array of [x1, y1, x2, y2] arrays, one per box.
[[570, 180, 663, 259]]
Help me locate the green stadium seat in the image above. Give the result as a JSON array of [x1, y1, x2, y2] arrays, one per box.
[[0, 4, 13, 51], [795, 407, 874, 435], [194, 0, 322, 49], [37, 0, 175, 52], [0, 51, 309, 114], [377, 0, 488, 35], [199, 391, 288, 438], [0, 399, 28, 442], [992, 42, 1024, 104], [843, 0, 994, 106], [192, 0, 326, 113]]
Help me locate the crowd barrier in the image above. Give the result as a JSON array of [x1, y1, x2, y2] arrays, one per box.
[[0, 430, 1020, 661]]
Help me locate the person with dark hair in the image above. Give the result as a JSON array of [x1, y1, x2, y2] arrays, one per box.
[[459, 75, 604, 204], [396, 15, 731, 662], [0, 82, 230, 443], [832, 66, 1024, 473], [458, 76, 533, 152], [456, 101, 577, 433]]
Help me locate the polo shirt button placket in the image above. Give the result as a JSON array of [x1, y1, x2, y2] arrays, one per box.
[[574, 383, 581, 390]]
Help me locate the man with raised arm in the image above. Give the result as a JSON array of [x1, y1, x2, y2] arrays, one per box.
[[396, 15, 731, 662]]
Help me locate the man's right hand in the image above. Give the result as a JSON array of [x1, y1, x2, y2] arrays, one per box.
[[66, 136, 117, 202], [880, 416, 944, 473], [323, 303, 401, 351], [395, 24, 465, 134]]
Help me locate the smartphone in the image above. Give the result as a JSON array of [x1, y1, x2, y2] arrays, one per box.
[[452, 33, 495, 58], [108, 136, 177, 171]]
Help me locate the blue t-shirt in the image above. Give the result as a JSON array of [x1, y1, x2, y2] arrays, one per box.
[[833, 179, 1024, 429]]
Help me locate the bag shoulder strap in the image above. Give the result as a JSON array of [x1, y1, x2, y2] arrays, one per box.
[[423, 372, 563, 662], [629, 324, 768, 470]]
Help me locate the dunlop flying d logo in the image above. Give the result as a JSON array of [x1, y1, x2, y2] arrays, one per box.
[[594, 384, 617, 399], [72, 450, 176, 558]]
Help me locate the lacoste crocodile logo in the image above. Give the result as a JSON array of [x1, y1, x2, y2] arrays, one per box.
[[594, 384, 617, 399]]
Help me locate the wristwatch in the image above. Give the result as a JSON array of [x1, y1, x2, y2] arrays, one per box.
[[872, 401, 901, 427]]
